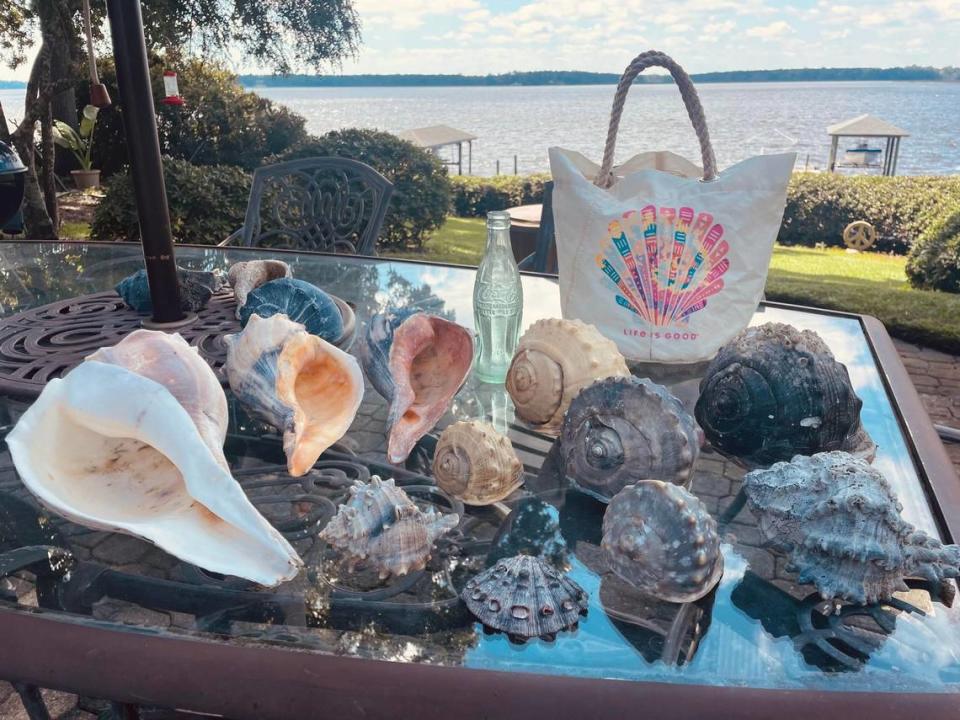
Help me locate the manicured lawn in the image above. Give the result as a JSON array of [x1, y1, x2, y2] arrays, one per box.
[[387, 217, 960, 354]]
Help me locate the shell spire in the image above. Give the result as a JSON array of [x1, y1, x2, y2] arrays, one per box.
[[227, 259, 291, 318]]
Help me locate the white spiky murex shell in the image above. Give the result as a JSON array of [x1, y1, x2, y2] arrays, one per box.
[[596, 206, 729, 327], [432, 420, 524, 505], [505, 318, 630, 433], [320, 476, 459, 579], [6, 330, 303, 587]]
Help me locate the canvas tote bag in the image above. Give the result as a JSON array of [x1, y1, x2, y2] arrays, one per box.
[[549, 51, 795, 363]]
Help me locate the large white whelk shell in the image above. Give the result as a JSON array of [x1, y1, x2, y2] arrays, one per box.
[[432, 421, 523, 505], [506, 319, 629, 433], [7, 330, 303, 587], [225, 313, 364, 476]]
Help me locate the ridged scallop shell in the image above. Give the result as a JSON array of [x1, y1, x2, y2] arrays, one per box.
[[433, 421, 523, 505], [742, 451, 960, 604], [239, 277, 344, 342], [227, 260, 291, 318], [361, 309, 474, 464], [561, 376, 701, 502], [694, 323, 875, 467], [7, 330, 302, 586], [506, 318, 630, 433], [224, 313, 364, 477], [461, 555, 588, 641], [320, 476, 459, 579], [602, 480, 723, 602]]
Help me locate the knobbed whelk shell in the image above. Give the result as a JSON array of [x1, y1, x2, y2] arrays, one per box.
[[228, 260, 291, 318], [506, 319, 630, 433], [239, 277, 344, 342], [433, 421, 523, 505], [7, 330, 302, 587], [225, 313, 364, 477], [742, 451, 960, 604], [694, 322, 874, 467], [602, 480, 723, 602], [361, 309, 474, 464], [562, 376, 701, 502], [320, 476, 459, 578], [461, 555, 588, 641]]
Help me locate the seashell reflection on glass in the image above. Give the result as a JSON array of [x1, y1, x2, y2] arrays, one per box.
[[602, 480, 723, 603], [461, 554, 588, 642], [320, 476, 459, 579], [741, 451, 960, 604], [432, 420, 524, 505], [561, 376, 701, 502], [227, 259, 291, 318], [505, 318, 630, 434], [361, 309, 474, 464], [239, 277, 344, 342], [694, 322, 875, 467], [224, 313, 364, 477], [6, 330, 303, 587]]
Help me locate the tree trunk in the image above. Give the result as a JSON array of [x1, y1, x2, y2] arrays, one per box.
[[50, 37, 79, 176], [16, 42, 57, 240]]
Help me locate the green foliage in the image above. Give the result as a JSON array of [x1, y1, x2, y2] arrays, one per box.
[[780, 173, 960, 254], [91, 157, 249, 245], [906, 209, 960, 293], [52, 105, 99, 170], [450, 174, 551, 217], [277, 129, 452, 250], [77, 58, 309, 176]]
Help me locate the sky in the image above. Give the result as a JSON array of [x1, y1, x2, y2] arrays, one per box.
[[2, 0, 959, 80]]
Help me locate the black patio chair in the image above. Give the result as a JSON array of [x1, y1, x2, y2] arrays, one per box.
[[220, 157, 394, 255], [517, 181, 556, 274]]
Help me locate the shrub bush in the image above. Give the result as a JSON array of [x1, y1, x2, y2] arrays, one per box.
[[75, 57, 308, 176], [906, 209, 960, 293], [91, 157, 250, 245], [276, 129, 451, 250], [450, 174, 551, 217]]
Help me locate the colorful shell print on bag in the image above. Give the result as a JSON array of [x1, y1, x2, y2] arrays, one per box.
[[595, 207, 728, 328]]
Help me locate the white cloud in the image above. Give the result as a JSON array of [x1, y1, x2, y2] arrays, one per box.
[[745, 20, 792, 39], [354, 0, 482, 29]]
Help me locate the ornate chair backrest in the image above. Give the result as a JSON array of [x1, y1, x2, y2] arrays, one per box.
[[241, 157, 394, 254]]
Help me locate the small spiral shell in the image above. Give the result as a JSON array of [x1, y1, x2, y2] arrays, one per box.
[[433, 421, 523, 505], [506, 319, 629, 433]]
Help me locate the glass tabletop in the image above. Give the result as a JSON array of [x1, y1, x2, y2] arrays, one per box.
[[1, 241, 958, 695]]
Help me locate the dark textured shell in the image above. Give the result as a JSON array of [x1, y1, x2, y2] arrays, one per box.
[[239, 278, 343, 342], [116, 267, 224, 313], [562, 376, 701, 502], [742, 451, 960, 604], [694, 323, 874, 467], [319, 476, 459, 578], [602, 480, 723, 602], [462, 555, 588, 640]]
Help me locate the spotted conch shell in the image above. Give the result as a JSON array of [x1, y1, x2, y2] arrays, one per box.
[[228, 259, 291, 318], [320, 476, 459, 578], [695, 323, 875, 467], [433, 421, 523, 505], [506, 319, 630, 433], [361, 309, 474, 464], [602, 480, 723, 602], [7, 330, 302, 586], [561, 376, 701, 502], [742, 451, 960, 604], [225, 313, 364, 477]]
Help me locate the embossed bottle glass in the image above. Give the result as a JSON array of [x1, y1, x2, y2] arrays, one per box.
[[473, 211, 523, 383]]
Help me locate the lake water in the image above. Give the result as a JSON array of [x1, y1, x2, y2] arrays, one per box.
[[3, 81, 959, 176]]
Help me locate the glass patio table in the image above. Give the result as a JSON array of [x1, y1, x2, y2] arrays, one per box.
[[1, 241, 959, 719]]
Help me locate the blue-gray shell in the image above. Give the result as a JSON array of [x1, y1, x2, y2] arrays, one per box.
[[360, 307, 421, 402], [239, 278, 343, 342], [115, 267, 222, 313]]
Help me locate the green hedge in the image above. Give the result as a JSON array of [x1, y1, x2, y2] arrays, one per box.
[[906, 208, 960, 293], [91, 157, 249, 245], [450, 174, 551, 217]]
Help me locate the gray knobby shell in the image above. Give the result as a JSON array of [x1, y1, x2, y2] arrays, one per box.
[[239, 277, 343, 342], [694, 322, 874, 467], [602, 480, 723, 603], [742, 451, 960, 604], [320, 476, 459, 579], [561, 376, 701, 502], [461, 554, 588, 641]]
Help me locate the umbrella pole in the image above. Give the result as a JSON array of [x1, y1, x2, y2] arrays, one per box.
[[105, 0, 190, 327]]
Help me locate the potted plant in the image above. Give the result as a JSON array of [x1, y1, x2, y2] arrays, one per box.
[[53, 104, 101, 190]]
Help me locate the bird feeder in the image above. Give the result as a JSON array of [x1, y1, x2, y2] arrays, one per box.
[[161, 71, 185, 106]]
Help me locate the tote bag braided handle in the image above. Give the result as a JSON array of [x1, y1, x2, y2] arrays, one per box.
[[595, 50, 717, 188]]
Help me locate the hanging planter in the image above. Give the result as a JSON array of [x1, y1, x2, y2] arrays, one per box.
[[161, 71, 186, 106]]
